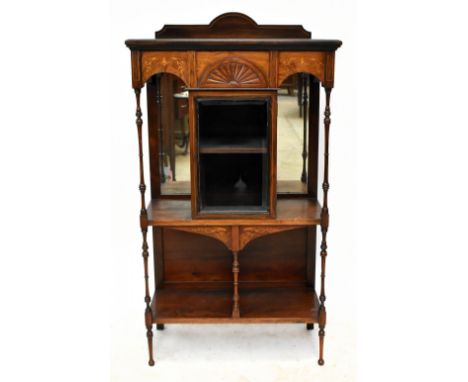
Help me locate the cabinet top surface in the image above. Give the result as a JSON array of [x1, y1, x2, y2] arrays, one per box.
[[125, 12, 342, 52]]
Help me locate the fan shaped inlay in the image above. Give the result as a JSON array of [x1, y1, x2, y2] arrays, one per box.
[[202, 59, 265, 87]]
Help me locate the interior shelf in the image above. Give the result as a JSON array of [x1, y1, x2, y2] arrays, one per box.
[[199, 137, 267, 154], [160, 180, 308, 195], [146, 198, 322, 226], [153, 285, 232, 321], [152, 283, 319, 323]]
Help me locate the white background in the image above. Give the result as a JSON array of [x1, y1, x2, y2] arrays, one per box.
[[0, 0, 467, 381]]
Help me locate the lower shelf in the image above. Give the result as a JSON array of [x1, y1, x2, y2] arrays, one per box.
[[151, 283, 319, 323]]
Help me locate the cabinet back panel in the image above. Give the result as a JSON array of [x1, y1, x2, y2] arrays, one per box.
[[162, 228, 307, 283], [163, 228, 232, 282], [240, 228, 307, 282]]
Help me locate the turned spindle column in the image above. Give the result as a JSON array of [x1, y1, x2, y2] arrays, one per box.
[[301, 73, 309, 183], [135, 88, 155, 366], [231, 226, 241, 318], [318, 87, 332, 366], [135, 88, 147, 216], [232, 251, 240, 318], [155, 74, 166, 183]]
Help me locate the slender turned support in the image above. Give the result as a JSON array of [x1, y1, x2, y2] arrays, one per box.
[[298, 74, 304, 117], [318, 87, 332, 366], [135, 88, 154, 366], [301, 74, 309, 183], [232, 251, 240, 318], [155, 75, 166, 183], [135, 88, 147, 216]]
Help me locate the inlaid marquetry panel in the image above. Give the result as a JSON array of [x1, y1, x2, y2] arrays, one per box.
[[171, 226, 232, 250], [139, 51, 192, 86], [277, 52, 326, 85], [169, 224, 304, 252], [132, 50, 335, 89], [239, 226, 302, 250], [196, 52, 269, 88]]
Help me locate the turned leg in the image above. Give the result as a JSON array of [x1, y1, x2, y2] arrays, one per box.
[[135, 88, 155, 366], [232, 251, 240, 318], [318, 225, 328, 366], [142, 228, 155, 366], [145, 307, 155, 366], [318, 306, 326, 365], [306, 323, 314, 330], [157, 324, 165, 330], [317, 87, 332, 366]]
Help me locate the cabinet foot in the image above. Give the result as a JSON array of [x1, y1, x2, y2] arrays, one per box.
[[146, 326, 155, 366], [318, 326, 325, 367], [306, 323, 314, 330], [156, 323, 165, 330]]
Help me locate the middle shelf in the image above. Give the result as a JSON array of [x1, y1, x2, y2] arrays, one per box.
[[146, 198, 322, 227]]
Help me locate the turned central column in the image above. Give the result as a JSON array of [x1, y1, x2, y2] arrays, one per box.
[[232, 251, 240, 318], [231, 226, 241, 318]]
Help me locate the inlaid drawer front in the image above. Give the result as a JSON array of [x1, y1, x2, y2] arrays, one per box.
[[196, 52, 269, 88]]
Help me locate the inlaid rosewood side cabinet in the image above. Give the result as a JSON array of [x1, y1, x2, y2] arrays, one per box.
[[125, 13, 342, 366]]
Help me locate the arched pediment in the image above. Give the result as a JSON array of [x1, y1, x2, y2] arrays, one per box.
[[155, 12, 311, 39]]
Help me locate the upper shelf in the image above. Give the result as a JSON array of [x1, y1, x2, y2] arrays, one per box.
[[125, 39, 342, 52], [160, 180, 308, 195], [125, 13, 342, 52], [146, 198, 321, 227]]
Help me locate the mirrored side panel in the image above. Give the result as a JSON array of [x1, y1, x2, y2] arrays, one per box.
[[150, 73, 191, 195], [277, 73, 316, 195]]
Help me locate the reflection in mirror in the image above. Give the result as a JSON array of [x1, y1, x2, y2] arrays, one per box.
[[277, 73, 312, 194], [156, 73, 191, 195], [152, 72, 315, 196]]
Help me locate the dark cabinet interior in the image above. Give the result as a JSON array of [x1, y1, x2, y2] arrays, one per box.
[[196, 98, 269, 214], [199, 153, 267, 211]]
